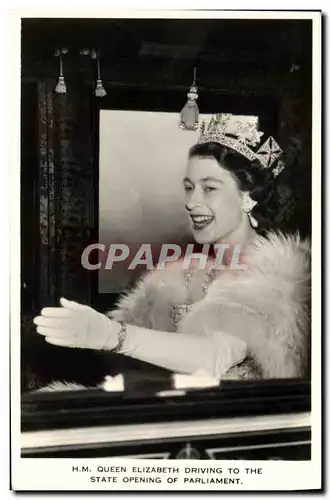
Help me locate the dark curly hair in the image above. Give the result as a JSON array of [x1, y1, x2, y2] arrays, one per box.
[[189, 142, 280, 234]]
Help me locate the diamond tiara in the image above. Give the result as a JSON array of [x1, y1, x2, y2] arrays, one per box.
[[197, 113, 285, 177]]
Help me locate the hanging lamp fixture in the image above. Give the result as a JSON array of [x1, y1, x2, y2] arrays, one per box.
[[179, 67, 199, 131], [54, 48, 68, 94], [94, 49, 107, 98]]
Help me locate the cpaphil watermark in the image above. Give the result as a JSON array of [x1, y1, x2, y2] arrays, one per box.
[[81, 243, 248, 271]]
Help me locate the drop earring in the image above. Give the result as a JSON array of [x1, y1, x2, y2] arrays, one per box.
[[243, 207, 259, 229], [243, 193, 258, 229], [248, 212, 259, 229]]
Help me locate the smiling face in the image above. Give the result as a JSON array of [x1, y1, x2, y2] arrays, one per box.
[[184, 156, 246, 244]]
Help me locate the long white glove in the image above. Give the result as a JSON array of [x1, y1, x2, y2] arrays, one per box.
[[34, 298, 247, 378], [121, 326, 247, 379], [33, 298, 119, 350]]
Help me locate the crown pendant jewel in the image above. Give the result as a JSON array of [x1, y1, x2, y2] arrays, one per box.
[[256, 136, 282, 168], [198, 114, 284, 177]]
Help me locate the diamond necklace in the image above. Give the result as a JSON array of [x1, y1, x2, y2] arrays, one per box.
[[171, 265, 218, 328]]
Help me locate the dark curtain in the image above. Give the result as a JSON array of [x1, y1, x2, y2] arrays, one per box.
[[21, 80, 106, 390]]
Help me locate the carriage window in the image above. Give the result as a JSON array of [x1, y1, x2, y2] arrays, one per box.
[[98, 109, 212, 294]]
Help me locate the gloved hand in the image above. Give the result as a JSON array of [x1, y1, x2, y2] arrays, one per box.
[[33, 298, 120, 350]]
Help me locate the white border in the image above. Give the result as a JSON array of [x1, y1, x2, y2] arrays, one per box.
[[9, 8, 322, 493], [9, 8, 322, 19], [310, 9, 322, 478]]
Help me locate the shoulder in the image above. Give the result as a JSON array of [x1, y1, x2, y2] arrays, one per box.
[[247, 231, 310, 275], [207, 231, 310, 309], [245, 231, 311, 295]]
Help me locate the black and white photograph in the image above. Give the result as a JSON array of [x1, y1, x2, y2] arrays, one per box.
[[11, 8, 321, 491]]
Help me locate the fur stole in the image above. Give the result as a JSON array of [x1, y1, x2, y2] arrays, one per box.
[[109, 232, 311, 379], [38, 232, 310, 391]]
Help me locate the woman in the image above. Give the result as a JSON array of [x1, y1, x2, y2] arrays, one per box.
[[33, 114, 311, 382]]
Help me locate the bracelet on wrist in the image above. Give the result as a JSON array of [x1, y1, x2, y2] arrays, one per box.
[[112, 321, 127, 353]]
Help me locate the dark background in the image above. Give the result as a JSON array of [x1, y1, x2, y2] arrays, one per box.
[[21, 17, 312, 390]]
